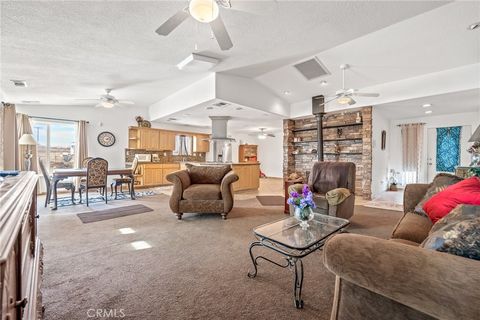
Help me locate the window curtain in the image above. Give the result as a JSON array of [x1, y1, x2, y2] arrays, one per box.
[[0, 102, 19, 170], [436, 126, 461, 172], [74, 120, 88, 186], [16, 113, 38, 172], [400, 123, 425, 183]]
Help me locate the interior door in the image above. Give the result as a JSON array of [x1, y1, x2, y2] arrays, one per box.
[[427, 125, 472, 181]]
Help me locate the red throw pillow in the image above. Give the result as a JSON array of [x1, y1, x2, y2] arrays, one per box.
[[423, 176, 480, 223]]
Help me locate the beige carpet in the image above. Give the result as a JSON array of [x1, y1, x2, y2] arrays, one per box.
[[39, 194, 401, 320]]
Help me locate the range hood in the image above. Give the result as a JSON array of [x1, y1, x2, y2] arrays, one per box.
[[209, 116, 235, 141]]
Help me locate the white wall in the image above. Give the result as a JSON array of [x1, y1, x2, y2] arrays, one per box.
[[16, 104, 148, 169], [389, 111, 478, 184], [371, 108, 390, 197]]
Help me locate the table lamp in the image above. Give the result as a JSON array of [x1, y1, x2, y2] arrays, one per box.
[[19, 133, 37, 171]]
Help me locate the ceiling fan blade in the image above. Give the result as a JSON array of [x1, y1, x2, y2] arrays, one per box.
[[267, 134, 276, 138], [353, 92, 380, 98], [155, 9, 189, 36], [118, 100, 135, 105], [210, 16, 233, 50]]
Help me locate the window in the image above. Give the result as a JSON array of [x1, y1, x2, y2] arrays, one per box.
[[31, 119, 77, 174]]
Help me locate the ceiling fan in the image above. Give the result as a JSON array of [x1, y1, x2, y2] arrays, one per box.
[[75, 89, 134, 108], [323, 64, 380, 106], [249, 128, 276, 140], [155, 0, 233, 51]]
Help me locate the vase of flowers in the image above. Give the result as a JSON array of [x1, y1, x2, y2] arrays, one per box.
[[288, 184, 316, 229]]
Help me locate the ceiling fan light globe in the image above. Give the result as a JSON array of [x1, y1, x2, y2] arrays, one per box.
[[258, 134, 267, 140], [337, 96, 353, 105], [102, 101, 115, 108], [189, 0, 219, 23]]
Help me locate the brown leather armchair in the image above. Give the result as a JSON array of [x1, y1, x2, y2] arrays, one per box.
[[289, 162, 356, 220], [166, 164, 239, 220]]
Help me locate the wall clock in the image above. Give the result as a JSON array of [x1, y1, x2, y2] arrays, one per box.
[[97, 131, 116, 147]]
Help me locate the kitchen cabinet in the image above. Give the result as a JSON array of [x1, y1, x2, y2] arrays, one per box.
[[139, 128, 160, 150], [238, 144, 258, 162], [159, 130, 176, 151], [232, 163, 260, 191], [195, 134, 210, 153], [136, 163, 180, 187], [129, 127, 208, 152]]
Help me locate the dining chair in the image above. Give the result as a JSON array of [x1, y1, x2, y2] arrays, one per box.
[[39, 159, 76, 207], [110, 157, 138, 199], [80, 157, 93, 183], [82, 157, 93, 168], [79, 157, 108, 206]]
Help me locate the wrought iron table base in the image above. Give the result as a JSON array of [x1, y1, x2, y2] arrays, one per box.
[[247, 241, 307, 309]]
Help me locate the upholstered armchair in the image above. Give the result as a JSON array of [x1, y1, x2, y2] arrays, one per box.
[[289, 162, 356, 220], [166, 164, 239, 220]]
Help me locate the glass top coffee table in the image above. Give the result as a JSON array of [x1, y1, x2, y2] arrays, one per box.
[[247, 213, 349, 308]]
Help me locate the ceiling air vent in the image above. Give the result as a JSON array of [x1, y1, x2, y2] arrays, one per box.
[[212, 102, 229, 107], [293, 57, 330, 80], [11, 80, 28, 87]]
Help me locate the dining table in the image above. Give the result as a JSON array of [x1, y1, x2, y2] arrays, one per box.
[[51, 168, 135, 210]]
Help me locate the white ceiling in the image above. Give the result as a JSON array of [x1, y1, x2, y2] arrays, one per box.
[[374, 89, 480, 120], [256, 1, 480, 104], [1, 0, 447, 108], [156, 100, 284, 134]]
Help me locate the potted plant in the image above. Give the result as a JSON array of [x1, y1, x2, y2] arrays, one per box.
[[287, 184, 317, 229]]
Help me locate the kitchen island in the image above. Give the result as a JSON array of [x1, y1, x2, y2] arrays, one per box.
[[180, 162, 260, 192]]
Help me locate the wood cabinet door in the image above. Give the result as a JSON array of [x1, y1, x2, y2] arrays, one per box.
[[195, 134, 210, 153], [143, 167, 156, 186], [159, 131, 176, 151], [138, 128, 150, 149]]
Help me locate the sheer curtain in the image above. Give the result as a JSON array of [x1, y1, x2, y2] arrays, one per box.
[[16, 113, 38, 172], [400, 123, 425, 184], [74, 120, 88, 186], [0, 102, 19, 170]]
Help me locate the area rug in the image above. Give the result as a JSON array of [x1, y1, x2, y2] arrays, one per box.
[[77, 204, 154, 223], [256, 195, 285, 206], [55, 190, 157, 208]]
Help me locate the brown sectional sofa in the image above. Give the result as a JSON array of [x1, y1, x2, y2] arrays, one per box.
[[323, 183, 480, 320]]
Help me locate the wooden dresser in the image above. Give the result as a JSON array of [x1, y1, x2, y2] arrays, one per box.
[[1, 172, 42, 320]]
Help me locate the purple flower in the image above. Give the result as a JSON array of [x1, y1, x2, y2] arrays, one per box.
[[290, 191, 299, 198], [287, 184, 316, 210], [302, 184, 310, 196]]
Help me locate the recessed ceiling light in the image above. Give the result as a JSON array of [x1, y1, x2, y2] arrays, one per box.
[[236, 107, 243, 111], [167, 117, 178, 121], [422, 103, 432, 108], [283, 90, 291, 95], [425, 110, 433, 114], [468, 22, 480, 30], [206, 106, 214, 110], [320, 80, 328, 86], [184, 113, 192, 116]]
